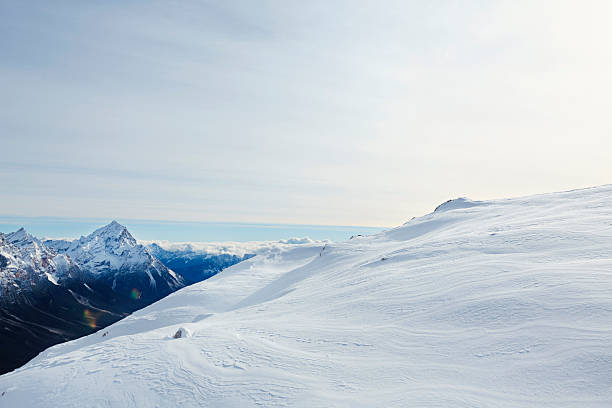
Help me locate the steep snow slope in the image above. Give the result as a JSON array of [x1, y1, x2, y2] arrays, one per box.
[[1, 186, 611, 407]]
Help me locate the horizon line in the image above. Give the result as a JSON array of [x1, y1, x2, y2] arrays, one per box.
[[0, 214, 390, 230]]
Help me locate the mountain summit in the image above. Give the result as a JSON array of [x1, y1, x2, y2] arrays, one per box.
[[87, 220, 141, 250], [46, 221, 183, 300]]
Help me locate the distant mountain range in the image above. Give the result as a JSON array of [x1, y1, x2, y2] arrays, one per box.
[[0, 221, 253, 374], [147, 242, 251, 284]]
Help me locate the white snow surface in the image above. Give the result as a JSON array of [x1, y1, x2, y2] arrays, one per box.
[[1, 186, 612, 407]]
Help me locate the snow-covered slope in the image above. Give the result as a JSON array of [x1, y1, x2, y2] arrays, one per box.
[[2, 186, 611, 407]]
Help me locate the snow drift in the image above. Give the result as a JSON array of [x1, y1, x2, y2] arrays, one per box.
[[1, 186, 611, 407]]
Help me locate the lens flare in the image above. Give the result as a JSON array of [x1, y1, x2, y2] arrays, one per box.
[[131, 288, 141, 300], [83, 309, 97, 329]]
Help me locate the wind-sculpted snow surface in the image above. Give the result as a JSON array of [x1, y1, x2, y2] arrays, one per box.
[[2, 186, 612, 407]]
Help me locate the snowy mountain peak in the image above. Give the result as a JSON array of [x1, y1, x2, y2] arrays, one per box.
[[1, 228, 78, 290], [6, 228, 47, 256], [89, 221, 135, 244], [6, 227, 39, 246], [44, 222, 184, 298], [51, 222, 144, 273], [102, 220, 123, 232]]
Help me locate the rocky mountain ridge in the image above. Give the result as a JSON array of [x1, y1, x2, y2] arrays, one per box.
[[0, 221, 185, 374]]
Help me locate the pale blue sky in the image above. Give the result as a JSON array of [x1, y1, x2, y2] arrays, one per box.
[[1, 1, 611, 228], [0, 216, 383, 242]]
